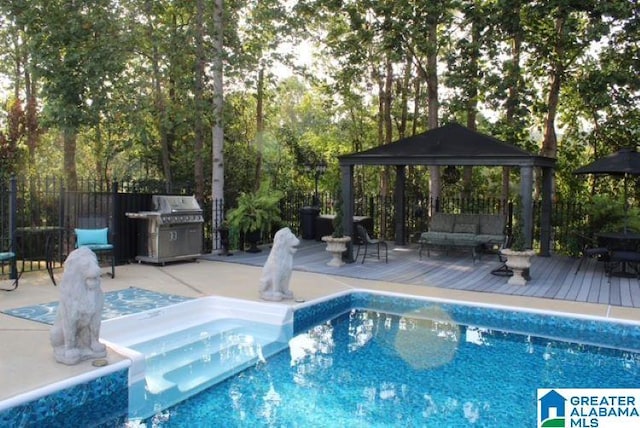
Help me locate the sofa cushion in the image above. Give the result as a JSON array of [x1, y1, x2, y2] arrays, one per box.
[[429, 214, 455, 233], [453, 223, 478, 234], [475, 234, 506, 245], [420, 231, 450, 243], [451, 233, 478, 245], [479, 215, 505, 235]]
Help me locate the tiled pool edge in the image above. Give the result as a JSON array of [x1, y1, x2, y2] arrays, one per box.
[[2, 289, 639, 425], [0, 361, 130, 427], [294, 289, 640, 351]]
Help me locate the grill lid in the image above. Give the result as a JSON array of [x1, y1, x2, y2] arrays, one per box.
[[152, 195, 202, 214]]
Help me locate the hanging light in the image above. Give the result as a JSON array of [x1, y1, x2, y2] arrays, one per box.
[[442, 166, 461, 185]]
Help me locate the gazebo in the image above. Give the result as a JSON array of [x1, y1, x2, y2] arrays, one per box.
[[338, 122, 556, 260]]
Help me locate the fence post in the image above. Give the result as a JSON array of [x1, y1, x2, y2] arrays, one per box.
[[112, 181, 119, 264], [9, 177, 17, 280], [507, 201, 514, 237], [58, 177, 64, 264]]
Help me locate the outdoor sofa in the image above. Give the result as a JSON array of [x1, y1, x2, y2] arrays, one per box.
[[419, 213, 507, 261]]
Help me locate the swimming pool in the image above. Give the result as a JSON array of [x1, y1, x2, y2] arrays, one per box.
[[1, 290, 638, 426], [131, 291, 640, 427]]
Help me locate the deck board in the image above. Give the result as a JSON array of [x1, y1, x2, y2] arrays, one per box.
[[203, 239, 640, 308]]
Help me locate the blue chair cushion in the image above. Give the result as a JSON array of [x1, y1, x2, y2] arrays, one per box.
[[75, 228, 109, 246], [0, 252, 16, 261]]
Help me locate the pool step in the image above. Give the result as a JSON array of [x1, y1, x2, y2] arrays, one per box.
[[130, 318, 245, 355], [165, 338, 286, 392], [133, 327, 288, 418], [140, 324, 284, 394], [100, 296, 294, 421]]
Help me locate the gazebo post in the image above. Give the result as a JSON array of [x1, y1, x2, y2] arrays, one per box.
[[394, 165, 406, 245], [539, 166, 554, 256], [341, 164, 355, 263], [520, 165, 534, 249]]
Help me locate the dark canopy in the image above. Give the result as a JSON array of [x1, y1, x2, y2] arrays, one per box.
[[574, 148, 640, 176], [340, 123, 555, 168], [337, 123, 556, 258]]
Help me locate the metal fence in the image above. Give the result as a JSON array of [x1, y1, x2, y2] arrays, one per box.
[[0, 176, 587, 278]]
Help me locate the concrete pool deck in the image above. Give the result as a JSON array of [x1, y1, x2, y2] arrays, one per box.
[[1, 258, 639, 407]]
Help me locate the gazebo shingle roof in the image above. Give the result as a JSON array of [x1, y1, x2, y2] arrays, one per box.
[[339, 122, 555, 167]]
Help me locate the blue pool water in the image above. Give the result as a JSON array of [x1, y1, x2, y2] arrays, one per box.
[[134, 298, 640, 427]]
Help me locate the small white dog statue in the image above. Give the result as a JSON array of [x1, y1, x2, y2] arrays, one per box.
[[260, 227, 300, 301], [50, 246, 107, 365]]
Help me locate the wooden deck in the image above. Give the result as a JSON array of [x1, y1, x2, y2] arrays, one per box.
[[203, 239, 640, 308]]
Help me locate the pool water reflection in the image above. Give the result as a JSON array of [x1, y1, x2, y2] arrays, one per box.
[[138, 303, 640, 427]]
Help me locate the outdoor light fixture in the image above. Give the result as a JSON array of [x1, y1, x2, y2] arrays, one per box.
[[304, 160, 327, 207], [442, 165, 461, 185]]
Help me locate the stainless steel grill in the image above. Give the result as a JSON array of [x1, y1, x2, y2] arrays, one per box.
[[126, 195, 203, 264]]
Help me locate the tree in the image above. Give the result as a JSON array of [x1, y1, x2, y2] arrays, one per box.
[[211, 0, 225, 249], [19, 0, 127, 189]]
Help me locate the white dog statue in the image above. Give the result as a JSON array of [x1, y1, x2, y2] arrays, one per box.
[[260, 227, 300, 301], [50, 246, 107, 365]]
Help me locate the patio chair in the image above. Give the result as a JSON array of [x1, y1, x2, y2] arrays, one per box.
[[489, 234, 531, 280], [75, 227, 115, 278], [608, 250, 640, 278], [0, 250, 20, 291], [574, 233, 610, 274], [355, 224, 388, 264]]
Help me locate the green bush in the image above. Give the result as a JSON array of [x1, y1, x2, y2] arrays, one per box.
[[584, 194, 640, 234], [225, 182, 283, 236]]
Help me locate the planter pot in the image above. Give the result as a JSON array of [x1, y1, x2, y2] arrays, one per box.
[[217, 227, 232, 256], [501, 249, 535, 285], [244, 230, 262, 253], [321, 236, 351, 267]]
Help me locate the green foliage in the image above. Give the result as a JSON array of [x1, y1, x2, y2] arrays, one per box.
[[332, 186, 344, 238], [1, 0, 639, 211], [0, 97, 25, 179], [225, 182, 283, 236], [584, 195, 640, 234], [510, 195, 531, 251], [509, 219, 528, 251]]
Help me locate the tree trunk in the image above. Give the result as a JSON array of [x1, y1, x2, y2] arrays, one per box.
[[398, 54, 412, 139], [426, 20, 440, 213], [541, 14, 565, 159], [502, 2, 524, 205], [193, 0, 206, 202], [146, 0, 173, 191], [95, 122, 105, 182], [255, 67, 264, 190], [463, 15, 481, 200], [63, 127, 78, 191], [381, 55, 393, 237], [211, 0, 225, 251]]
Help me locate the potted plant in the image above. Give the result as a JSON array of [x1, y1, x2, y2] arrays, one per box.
[[226, 182, 283, 253], [501, 218, 535, 285], [321, 186, 351, 267], [216, 220, 232, 256]]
